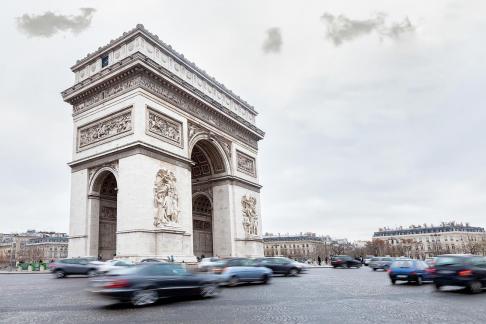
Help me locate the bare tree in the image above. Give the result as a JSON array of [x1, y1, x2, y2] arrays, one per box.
[[465, 235, 481, 255]]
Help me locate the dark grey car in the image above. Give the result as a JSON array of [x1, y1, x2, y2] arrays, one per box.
[[369, 257, 394, 271], [48, 258, 98, 278]]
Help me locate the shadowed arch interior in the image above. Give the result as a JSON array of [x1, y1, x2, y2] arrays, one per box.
[[192, 194, 213, 258], [92, 171, 117, 260], [191, 140, 225, 178]]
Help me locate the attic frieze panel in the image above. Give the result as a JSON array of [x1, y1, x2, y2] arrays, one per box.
[[71, 72, 259, 149], [146, 107, 184, 148], [77, 107, 133, 151]]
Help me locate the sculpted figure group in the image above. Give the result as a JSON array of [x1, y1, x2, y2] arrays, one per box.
[[241, 194, 258, 237], [153, 169, 180, 227]]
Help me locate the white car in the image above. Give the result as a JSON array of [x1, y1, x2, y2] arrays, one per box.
[[198, 257, 220, 271], [97, 259, 134, 274]]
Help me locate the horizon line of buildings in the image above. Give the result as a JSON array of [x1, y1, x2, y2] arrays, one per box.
[[0, 230, 68, 265], [371, 221, 486, 258]]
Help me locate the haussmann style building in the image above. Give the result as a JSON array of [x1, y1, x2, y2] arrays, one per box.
[[263, 233, 333, 261], [61, 25, 265, 261], [373, 222, 486, 258]]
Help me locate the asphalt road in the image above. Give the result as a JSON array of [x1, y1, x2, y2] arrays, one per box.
[[0, 267, 484, 324]]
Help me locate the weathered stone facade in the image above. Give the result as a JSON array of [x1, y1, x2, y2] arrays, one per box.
[[63, 25, 264, 261]]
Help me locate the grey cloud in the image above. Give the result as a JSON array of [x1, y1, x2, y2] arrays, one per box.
[[16, 8, 96, 38], [321, 13, 414, 46], [262, 27, 282, 53]]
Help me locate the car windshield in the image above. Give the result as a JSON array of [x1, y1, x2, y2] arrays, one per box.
[[371, 257, 381, 261], [392, 260, 413, 268], [435, 256, 466, 266]]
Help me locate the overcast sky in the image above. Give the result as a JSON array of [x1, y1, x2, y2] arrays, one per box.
[[2, 1, 486, 240]]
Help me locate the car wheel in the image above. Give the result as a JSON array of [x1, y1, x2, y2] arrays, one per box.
[[468, 281, 482, 294], [228, 276, 239, 287], [435, 283, 442, 291], [261, 274, 270, 284], [391, 279, 396, 285], [200, 283, 220, 298], [87, 269, 97, 278], [131, 289, 158, 306], [416, 276, 423, 286], [55, 270, 65, 279], [288, 268, 298, 276], [372, 268, 377, 271]]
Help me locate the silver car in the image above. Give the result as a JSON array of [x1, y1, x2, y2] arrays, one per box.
[[369, 257, 394, 271]]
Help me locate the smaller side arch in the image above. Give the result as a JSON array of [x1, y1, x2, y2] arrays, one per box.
[[89, 166, 119, 195]]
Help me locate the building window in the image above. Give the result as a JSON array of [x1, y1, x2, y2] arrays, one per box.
[[101, 55, 109, 68]]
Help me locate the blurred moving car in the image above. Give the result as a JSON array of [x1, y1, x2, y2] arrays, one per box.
[[213, 258, 273, 286], [254, 257, 304, 276], [425, 257, 437, 267], [49, 257, 98, 278], [369, 257, 394, 271], [198, 257, 220, 272], [331, 255, 362, 268], [388, 259, 433, 285], [364, 256, 374, 266], [139, 258, 167, 263], [90, 263, 221, 306], [432, 254, 486, 293], [97, 259, 134, 274]]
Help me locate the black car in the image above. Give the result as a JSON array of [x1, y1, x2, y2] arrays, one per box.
[[433, 254, 486, 293], [254, 257, 303, 276], [331, 255, 362, 268], [48, 257, 98, 278], [89, 263, 221, 306]]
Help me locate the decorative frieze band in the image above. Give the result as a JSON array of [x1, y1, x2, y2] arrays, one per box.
[[77, 108, 133, 151], [146, 107, 183, 148], [71, 72, 259, 149], [236, 150, 257, 177]]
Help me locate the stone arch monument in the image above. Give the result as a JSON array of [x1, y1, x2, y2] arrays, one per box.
[[62, 25, 264, 261]]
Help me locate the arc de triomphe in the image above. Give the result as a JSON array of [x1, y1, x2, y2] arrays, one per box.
[[62, 25, 264, 261]]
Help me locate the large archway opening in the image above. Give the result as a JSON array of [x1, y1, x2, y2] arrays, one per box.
[[95, 172, 118, 260], [192, 194, 213, 258], [191, 139, 226, 258]]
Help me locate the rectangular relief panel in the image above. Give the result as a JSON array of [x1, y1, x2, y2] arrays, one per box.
[[236, 150, 257, 177], [145, 106, 184, 148], [77, 107, 133, 151]]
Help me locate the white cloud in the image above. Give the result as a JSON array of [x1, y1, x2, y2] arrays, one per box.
[[16, 8, 96, 37]]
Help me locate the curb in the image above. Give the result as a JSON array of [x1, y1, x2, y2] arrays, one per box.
[[0, 272, 51, 275]]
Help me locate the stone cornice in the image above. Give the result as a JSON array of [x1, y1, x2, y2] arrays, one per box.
[[69, 24, 257, 117], [192, 175, 262, 191], [62, 59, 263, 148], [68, 141, 194, 172]]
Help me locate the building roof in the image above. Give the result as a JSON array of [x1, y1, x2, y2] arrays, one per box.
[[27, 237, 68, 244], [373, 225, 485, 237], [263, 234, 331, 243]]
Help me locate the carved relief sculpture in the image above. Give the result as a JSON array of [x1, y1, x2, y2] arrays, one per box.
[[146, 108, 183, 147], [237, 151, 256, 177], [72, 74, 260, 149], [78, 108, 132, 151], [242, 194, 258, 237], [153, 169, 180, 227]]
